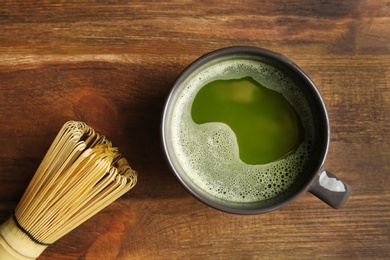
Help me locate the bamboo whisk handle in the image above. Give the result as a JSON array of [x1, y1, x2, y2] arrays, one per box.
[[0, 216, 47, 260], [0, 235, 33, 260]]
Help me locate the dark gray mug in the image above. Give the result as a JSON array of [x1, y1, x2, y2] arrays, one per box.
[[161, 46, 350, 214]]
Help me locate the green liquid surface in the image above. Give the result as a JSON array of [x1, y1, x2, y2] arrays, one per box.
[[191, 77, 303, 165]]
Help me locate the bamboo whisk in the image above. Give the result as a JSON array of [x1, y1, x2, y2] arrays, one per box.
[[0, 121, 137, 260]]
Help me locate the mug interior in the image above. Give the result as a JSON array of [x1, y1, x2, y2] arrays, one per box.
[[162, 46, 329, 214]]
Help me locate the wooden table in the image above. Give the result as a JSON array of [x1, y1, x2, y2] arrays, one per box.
[[0, 1, 389, 259]]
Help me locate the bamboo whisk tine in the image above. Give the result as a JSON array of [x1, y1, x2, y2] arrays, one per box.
[[0, 121, 137, 260]]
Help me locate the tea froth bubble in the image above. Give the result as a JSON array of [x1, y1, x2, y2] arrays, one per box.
[[170, 58, 315, 203]]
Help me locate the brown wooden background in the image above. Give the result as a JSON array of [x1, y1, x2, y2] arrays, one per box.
[[0, 1, 389, 259]]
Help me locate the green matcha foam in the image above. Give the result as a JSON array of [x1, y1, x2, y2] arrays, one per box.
[[170, 58, 315, 203]]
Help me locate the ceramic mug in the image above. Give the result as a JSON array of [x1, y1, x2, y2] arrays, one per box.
[[161, 46, 350, 214]]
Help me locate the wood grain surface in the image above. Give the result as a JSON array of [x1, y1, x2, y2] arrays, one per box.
[[0, 1, 389, 259]]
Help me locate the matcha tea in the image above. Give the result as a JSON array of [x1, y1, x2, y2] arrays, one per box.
[[168, 58, 315, 204], [191, 77, 303, 165]]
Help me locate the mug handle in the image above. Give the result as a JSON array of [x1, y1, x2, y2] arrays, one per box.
[[309, 169, 351, 209]]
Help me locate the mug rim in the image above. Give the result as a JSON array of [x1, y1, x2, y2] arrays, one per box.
[[161, 46, 330, 214]]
